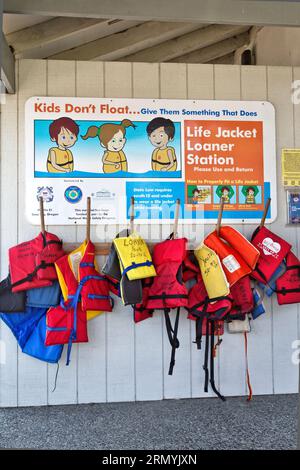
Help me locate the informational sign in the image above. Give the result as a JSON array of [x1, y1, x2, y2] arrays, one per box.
[[25, 97, 276, 225], [281, 148, 300, 187]]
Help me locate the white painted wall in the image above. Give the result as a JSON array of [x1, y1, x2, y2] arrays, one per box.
[[0, 60, 299, 407], [256, 26, 300, 66]]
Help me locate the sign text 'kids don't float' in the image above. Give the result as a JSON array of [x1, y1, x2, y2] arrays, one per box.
[[25, 97, 276, 225]]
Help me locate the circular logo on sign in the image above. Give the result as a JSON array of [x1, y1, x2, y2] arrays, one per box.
[[64, 186, 82, 204]]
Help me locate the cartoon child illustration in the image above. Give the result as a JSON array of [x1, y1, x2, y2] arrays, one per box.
[[220, 186, 230, 203], [81, 120, 136, 174], [192, 188, 200, 204], [47, 117, 79, 173], [146, 117, 177, 172], [245, 187, 256, 204]]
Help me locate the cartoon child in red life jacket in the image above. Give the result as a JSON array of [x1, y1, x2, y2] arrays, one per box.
[[47, 117, 79, 173], [147, 118, 177, 172], [81, 120, 136, 174]]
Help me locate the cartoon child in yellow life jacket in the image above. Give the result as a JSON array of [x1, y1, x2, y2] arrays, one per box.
[[81, 120, 136, 174], [147, 118, 177, 172], [216, 185, 234, 204], [243, 186, 258, 204], [47, 117, 79, 173]]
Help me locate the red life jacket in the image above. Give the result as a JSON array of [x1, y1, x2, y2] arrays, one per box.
[[182, 251, 200, 283], [229, 276, 254, 320], [276, 251, 300, 305], [45, 240, 113, 364], [146, 237, 188, 375], [133, 278, 154, 323], [9, 232, 64, 292], [251, 226, 291, 283], [204, 226, 259, 286]]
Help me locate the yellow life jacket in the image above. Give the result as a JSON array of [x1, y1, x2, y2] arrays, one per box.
[[194, 243, 229, 299], [151, 147, 177, 171], [103, 150, 128, 173], [55, 241, 104, 320], [113, 231, 156, 281], [47, 147, 73, 172]]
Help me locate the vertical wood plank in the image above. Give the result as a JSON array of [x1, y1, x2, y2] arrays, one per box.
[[241, 66, 273, 396], [214, 64, 247, 398], [17, 60, 48, 406], [268, 66, 298, 394], [76, 61, 107, 404], [133, 63, 163, 401], [104, 62, 135, 402], [46, 60, 78, 405], [0, 61, 19, 407]]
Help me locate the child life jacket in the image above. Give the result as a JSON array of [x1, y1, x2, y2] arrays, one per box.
[[228, 276, 254, 320], [146, 237, 188, 375], [9, 232, 64, 292], [204, 226, 259, 286], [46, 240, 113, 365], [252, 289, 266, 320], [276, 251, 300, 305], [182, 251, 200, 283], [257, 263, 286, 298], [251, 226, 291, 284], [194, 244, 229, 299]]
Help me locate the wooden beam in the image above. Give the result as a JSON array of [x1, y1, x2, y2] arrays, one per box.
[[1, 33, 15, 93], [4, 0, 300, 27], [169, 31, 249, 64], [122, 24, 249, 63], [6, 17, 106, 59], [49, 21, 201, 61]]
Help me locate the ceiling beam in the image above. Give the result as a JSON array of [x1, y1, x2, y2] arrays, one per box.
[[1, 33, 15, 93], [4, 0, 300, 27], [207, 53, 235, 64], [6, 17, 105, 59], [122, 24, 249, 63], [169, 31, 249, 63], [49, 21, 202, 61], [6, 18, 143, 59]]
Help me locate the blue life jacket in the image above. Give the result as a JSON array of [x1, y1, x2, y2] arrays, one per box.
[[0, 306, 63, 363], [26, 282, 61, 308]]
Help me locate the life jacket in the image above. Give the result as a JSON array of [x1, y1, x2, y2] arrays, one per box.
[[228, 276, 254, 320], [113, 231, 156, 281], [257, 263, 286, 297], [103, 229, 146, 306], [146, 237, 188, 375], [276, 251, 300, 305], [204, 226, 259, 286], [0, 274, 26, 312], [46, 240, 113, 365], [26, 281, 61, 309], [252, 288, 266, 320], [182, 251, 200, 283], [194, 244, 229, 299], [106, 275, 121, 297], [251, 226, 291, 284], [9, 231, 64, 292], [0, 306, 63, 364], [133, 278, 154, 323]]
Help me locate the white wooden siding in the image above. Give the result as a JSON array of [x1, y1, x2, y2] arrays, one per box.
[[0, 60, 299, 407]]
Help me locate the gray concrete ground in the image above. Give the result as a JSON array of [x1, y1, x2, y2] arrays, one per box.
[[0, 394, 297, 450]]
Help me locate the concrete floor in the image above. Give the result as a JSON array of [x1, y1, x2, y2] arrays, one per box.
[[0, 394, 298, 450]]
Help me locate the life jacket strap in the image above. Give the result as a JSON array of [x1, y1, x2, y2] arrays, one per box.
[[203, 321, 210, 393], [148, 293, 188, 301], [194, 317, 203, 350], [164, 307, 180, 376], [244, 331, 253, 401], [122, 260, 153, 277], [209, 320, 226, 401]]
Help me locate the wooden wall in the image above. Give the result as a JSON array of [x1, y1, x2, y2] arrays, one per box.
[[0, 60, 299, 406]]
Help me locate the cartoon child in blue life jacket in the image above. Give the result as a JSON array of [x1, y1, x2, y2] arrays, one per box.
[[147, 117, 177, 171]]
